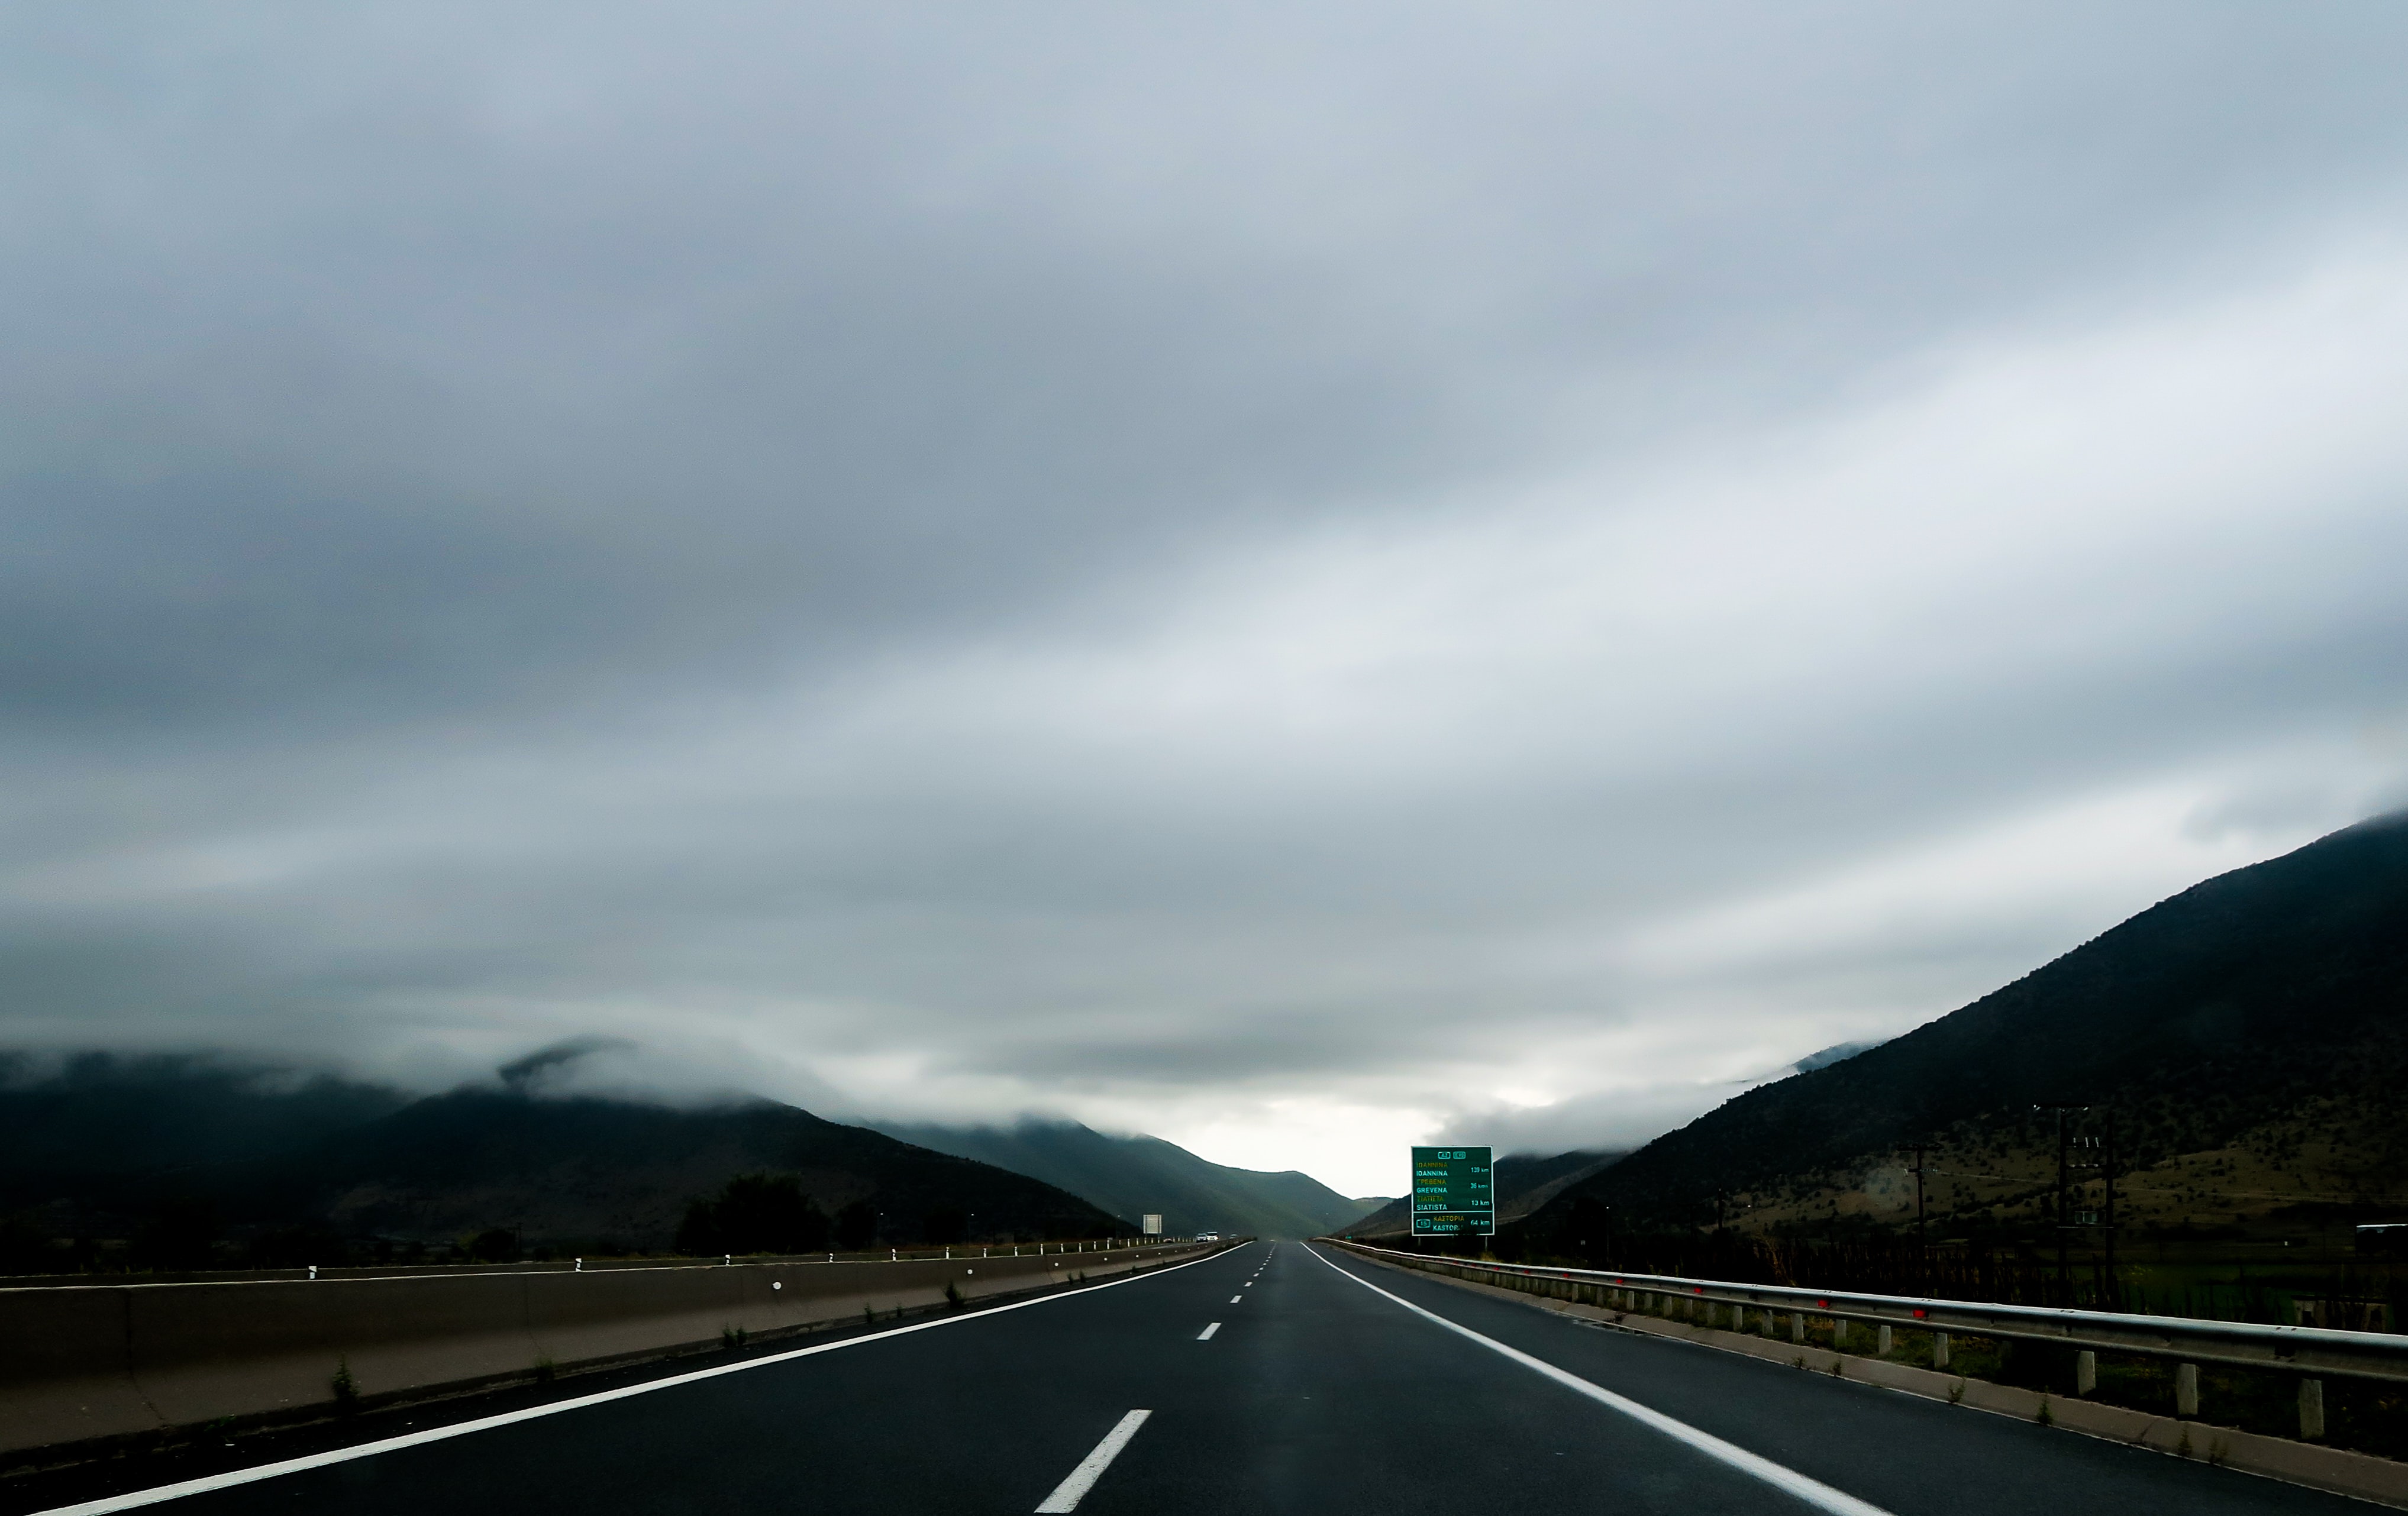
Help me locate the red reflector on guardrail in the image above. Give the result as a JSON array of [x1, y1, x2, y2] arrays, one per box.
[[1913, 1309, 1927, 1318]]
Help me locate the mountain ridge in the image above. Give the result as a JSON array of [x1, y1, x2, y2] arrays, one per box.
[[0, 1068, 1129, 1265], [1520, 811, 2408, 1245], [869, 1117, 1386, 1239]]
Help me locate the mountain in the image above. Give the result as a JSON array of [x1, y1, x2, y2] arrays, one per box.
[[1523, 811, 2408, 1242], [0, 1052, 407, 1211], [1345, 1148, 1626, 1237], [0, 1062, 1128, 1263], [869, 1117, 1387, 1239], [232, 1091, 1123, 1249]]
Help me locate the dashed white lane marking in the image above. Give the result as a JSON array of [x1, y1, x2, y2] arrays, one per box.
[[1230, 1294, 1243, 1303], [1197, 1322, 1221, 1340], [32, 1250, 1228, 1516], [1034, 1409, 1152, 1512], [1306, 1246, 1893, 1516]]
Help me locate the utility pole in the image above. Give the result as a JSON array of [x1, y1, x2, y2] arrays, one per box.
[[1911, 1145, 1927, 1241], [2056, 1108, 2070, 1302], [2101, 1107, 2118, 1309], [2036, 1103, 2088, 1305]]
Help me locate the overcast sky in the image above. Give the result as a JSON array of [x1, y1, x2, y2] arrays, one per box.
[[5, 2, 2407, 1196]]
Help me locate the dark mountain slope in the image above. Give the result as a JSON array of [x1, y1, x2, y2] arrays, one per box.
[[0, 1060, 1132, 1259], [218, 1091, 1125, 1249], [869, 1118, 1381, 1238], [1532, 812, 2408, 1236], [0, 1053, 404, 1211]]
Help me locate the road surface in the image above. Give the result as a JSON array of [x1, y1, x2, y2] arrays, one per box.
[[12, 1241, 2370, 1514]]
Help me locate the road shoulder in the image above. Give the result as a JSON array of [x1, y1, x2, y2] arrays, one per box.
[[1330, 1245, 2408, 1512]]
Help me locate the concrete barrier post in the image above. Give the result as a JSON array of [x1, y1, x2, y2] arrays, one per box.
[[2175, 1362, 2200, 1418], [1790, 1312, 1806, 1344], [2075, 1350, 2096, 1397], [2300, 1378, 2325, 1441], [1832, 1317, 1849, 1349], [1932, 1331, 1949, 1369], [1876, 1324, 1892, 1356], [1762, 1308, 1777, 1336]]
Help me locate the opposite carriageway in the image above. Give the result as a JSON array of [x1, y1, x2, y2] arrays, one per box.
[[1, 1242, 2382, 1516]]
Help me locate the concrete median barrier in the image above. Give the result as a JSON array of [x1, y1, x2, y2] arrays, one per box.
[[0, 1240, 1223, 1459]]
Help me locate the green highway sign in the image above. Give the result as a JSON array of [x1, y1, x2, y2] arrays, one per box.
[[1410, 1146, 1494, 1236]]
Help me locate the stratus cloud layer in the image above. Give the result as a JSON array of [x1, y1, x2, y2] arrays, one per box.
[[2, 4, 2404, 1194]]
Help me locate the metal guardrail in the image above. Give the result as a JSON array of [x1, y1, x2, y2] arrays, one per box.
[[1332, 1239, 2408, 1440], [1334, 1241, 2408, 1381]]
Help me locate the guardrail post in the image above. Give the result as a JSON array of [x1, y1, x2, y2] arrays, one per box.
[[1790, 1311, 1806, 1344], [1876, 1324, 1892, 1356], [1762, 1307, 1777, 1336], [2175, 1362, 2199, 1418], [2300, 1378, 2325, 1441], [2075, 1350, 2096, 1397], [1932, 1331, 1949, 1369]]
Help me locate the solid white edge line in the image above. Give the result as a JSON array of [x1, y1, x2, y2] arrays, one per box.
[[34, 1244, 1251, 1516], [1032, 1408, 1151, 1513], [1197, 1323, 1221, 1340], [1308, 1244, 1893, 1516]]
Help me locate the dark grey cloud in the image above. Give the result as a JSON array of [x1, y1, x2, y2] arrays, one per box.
[[4, 2, 2408, 1190]]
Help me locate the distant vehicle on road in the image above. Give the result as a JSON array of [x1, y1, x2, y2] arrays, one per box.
[[1196, 1231, 1221, 1241]]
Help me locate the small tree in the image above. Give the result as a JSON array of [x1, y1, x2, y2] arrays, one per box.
[[834, 1200, 877, 1252], [680, 1173, 832, 1256], [132, 1198, 220, 1272], [923, 1207, 967, 1246]]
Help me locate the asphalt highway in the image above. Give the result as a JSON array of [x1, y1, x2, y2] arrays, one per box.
[[21, 1241, 2373, 1515]]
